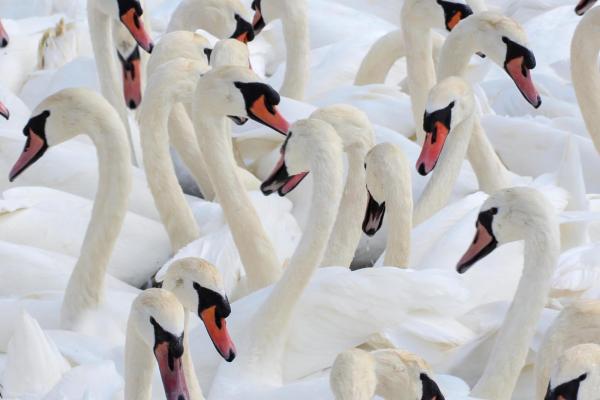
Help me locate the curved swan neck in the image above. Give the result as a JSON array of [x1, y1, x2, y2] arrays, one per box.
[[413, 114, 475, 226], [383, 167, 412, 267], [321, 147, 369, 267], [571, 9, 600, 155], [279, 1, 310, 100], [402, 19, 435, 145], [87, 2, 137, 165], [140, 63, 202, 251], [472, 221, 560, 400], [437, 27, 477, 80], [125, 318, 155, 400], [243, 140, 344, 377], [466, 119, 511, 193], [60, 109, 132, 328], [192, 110, 281, 293], [355, 29, 406, 86]]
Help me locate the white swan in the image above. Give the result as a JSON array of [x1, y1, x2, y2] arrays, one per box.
[[310, 105, 375, 268], [87, 0, 154, 164], [124, 288, 190, 400], [330, 348, 445, 400], [190, 66, 297, 296], [6, 88, 163, 327], [535, 300, 600, 399], [401, 0, 474, 143], [250, 0, 310, 100], [454, 187, 559, 399], [363, 142, 412, 267], [544, 343, 600, 399]]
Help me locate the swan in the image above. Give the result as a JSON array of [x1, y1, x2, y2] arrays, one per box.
[[330, 348, 445, 400], [570, 7, 600, 155], [190, 66, 297, 296], [198, 118, 469, 396], [250, 0, 309, 100], [310, 105, 375, 268], [363, 142, 412, 268], [401, 0, 474, 143], [544, 343, 600, 399], [167, 0, 255, 43], [6, 88, 164, 327], [535, 300, 600, 398], [87, 0, 154, 164], [454, 186, 559, 399], [124, 288, 190, 400]]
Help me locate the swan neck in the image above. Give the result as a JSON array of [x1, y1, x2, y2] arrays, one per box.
[[571, 13, 600, 154], [192, 111, 281, 292], [413, 114, 474, 226], [466, 118, 511, 193], [402, 24, 435, 145], [383, 169, 412, 267], [183, 313, 205, 399], [280, 2, 310, 100], [140, 76, 200, 251], [87, 2, 136, 164], [472, 224, 559, 400], [355, 29, 406, 85], [437, 28, 476, 80], [243, 144, 344, 378], [60, 115, 132, 328], [125, 318, 155, 400], [321, 147, 369, 267]]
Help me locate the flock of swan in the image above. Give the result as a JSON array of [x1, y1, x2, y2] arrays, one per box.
[[2, 0, 600, 398]]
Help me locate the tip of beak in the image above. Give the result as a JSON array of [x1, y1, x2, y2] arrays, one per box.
[[456, 263, 469, 274], [225, 350, 236, 362], [532, 96, 542, 109], [1, 111, 9, 120], [128, 99, 138, 109], [417, 163, 427, 176], [1, 38, 7, 48]]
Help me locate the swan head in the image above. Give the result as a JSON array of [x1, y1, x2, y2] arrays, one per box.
[[457, 187, 556, 273], [575, 0, 597, 15], [402, 0, 473, 32], [372, 349, 445, 400], [181, 0, 254, 43], [261, 118, 342, 196], [129, 288, 190, 399], [91, 0, 153, 52], [211, 38, 251, 68], [114, 24, 142, 110], [160, 257, 236, 362], [545, 344, 600, 400], [454, 12, 541, 108], [330, 349, 377, 400], [362, 143, 408, 236], [310, 105, 375, 153], [416, 76, 474, 176], [195, 66, 289, 134], [147, 31, 211, 77]]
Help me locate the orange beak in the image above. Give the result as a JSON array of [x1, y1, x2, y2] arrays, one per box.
[[456, 221, 497, 273], [446, 11, 462, 30], [9, 129, 47, 182], [200, 306, 236, 362], [120, 8, 153, 53], [118, 47, 142, 109], [416, 121, 449, 176], [154, 341, 190, 400], [235, 31, 250, 44], [248, 95, 289, 135], [505, 56, 541, 108]]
